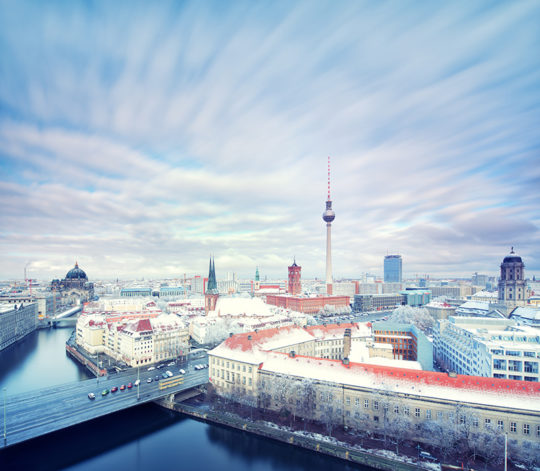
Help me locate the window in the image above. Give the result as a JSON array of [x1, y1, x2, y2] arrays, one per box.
[[364, 399, 369, 409], [510, 422, 517, 433], [248, 378, 252, 386], [536, 425, 540, 437], [473, 417, 479, 428], [346, 397, 351, 406], [394, 405, 399, 414], [373, 416, 379, 423], [404, 406, 410, 416], [355, 398, 360, 406], [415, 408, 421, 418], [426, 410, 431, 419], [523, 424, 530, 435], [485, 418, 491, 429], [373, 401, 379, 410], [437, 411, 443, 420], [497, 420, 504, 431]]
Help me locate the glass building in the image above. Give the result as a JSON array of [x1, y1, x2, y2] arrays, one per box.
[[384, 255, 402, 283]]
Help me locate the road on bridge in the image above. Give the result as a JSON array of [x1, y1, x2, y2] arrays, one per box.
[[0, 357, 209, 449]]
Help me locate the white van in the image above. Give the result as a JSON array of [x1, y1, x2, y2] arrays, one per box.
[[134, 379, 141, 386], [166, 370, 173, 377]]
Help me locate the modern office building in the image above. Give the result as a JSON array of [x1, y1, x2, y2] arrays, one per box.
[[384, 255, 402, 283], [0, 302, 38, 351], [353, 293, 404, 312], [434, 316, 540, 381], [120, 288, 152, 297]]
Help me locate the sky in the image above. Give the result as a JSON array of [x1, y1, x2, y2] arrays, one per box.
[[1, 1, 539, 282]]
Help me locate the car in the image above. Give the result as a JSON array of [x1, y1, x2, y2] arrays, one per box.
[[166, 370, 173, 377], [127, 382, 133, 389], [179, 369, 186, 375], [162, 372, 168, 379], [120, 384, 126, 391], [88, 392, 96, 400], [156, 364, 164, 369], [111, 386, 118, 393], [134, 379, 141, 387], [147, 366, 155, 371], [147, 377, 152, 383], [419, 452, 438, 462], [101, 389, 109, 396], [167, 361, 175, 366], [154, 375, 160, 381]]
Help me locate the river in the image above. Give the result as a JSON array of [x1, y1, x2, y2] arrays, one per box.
[[0, 327, 372, 471]]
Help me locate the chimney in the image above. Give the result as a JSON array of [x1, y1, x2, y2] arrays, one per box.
[[289, 351, 296, 358], [247, 335, 252, 340], [343, 328, 352, 359]]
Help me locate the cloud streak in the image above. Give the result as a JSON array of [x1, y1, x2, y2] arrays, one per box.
[[0, 0, 539, 280]]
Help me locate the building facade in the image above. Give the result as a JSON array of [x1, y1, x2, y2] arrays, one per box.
[[434, 316, 540, 381], [0, 303, 38, 351], [353, 293, 404, 312], [384, 255, 402, 283], [265, 294, 350, 314], [208, 327, 540, 460], [498, 248, 527, 307], [287, 260, 301, 295]]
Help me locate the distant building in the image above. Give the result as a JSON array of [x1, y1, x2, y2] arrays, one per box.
[[50, 262, 94, 302], [120, 288, 152, 297], [434, 316, 540, 381], [399, 289, 431, 307], [498, 248, 527, 307], [424, 301, 456, 320], [287, 260, 301, 295], [454, 300, 504, 318], [430, 286, 461, 298], [265, 294, 350, 314], [384, 255, 402, 283], [0, 302, 38, 351], [372, 321, 433, 370], [353, 293, 404, 312], [510, 306, 540, 326], [205, 257, 219, 314], [159, 286, 186, 297]]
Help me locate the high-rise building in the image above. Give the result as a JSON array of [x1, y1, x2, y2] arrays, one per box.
[[498, 247, 527, 306], [322, 157, 335, 295], [205, 257, 219, 314], [287, 260, 301, 295], [384, 255, 402, 283]]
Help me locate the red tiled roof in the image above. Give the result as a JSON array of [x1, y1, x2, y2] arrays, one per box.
[[135, 318, 153, 332]]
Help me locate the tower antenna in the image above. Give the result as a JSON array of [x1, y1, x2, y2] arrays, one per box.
[[327, 156, 331, 201]]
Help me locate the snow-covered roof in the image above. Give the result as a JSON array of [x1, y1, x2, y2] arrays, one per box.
[[209, 296, 275, 317], [258, 352, 540, 411], [511, 306, 540, 321]]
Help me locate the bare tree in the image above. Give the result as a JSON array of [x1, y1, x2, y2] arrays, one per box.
[[390, 306, 435, 335]]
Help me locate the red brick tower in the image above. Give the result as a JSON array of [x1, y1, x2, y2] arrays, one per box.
[[288, 259, 302, 295]]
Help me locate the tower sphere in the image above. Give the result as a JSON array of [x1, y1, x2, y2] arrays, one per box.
[[322, 209, 335, 222]]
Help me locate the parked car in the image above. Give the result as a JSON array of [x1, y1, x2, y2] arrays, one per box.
[[134, 379, 140, 387], [167, 361, 175, 366], [147, 366, 155, 371], [179, 369, 186, 375], [147, 378, 152, 383], [154, 375, 160, 381], [120, 384, 126, 391], [156, 364, 165, 369], [162, 372, 168, 379], [111, 386, 118, 393], [101, 389, 109, 396], [166, 370, 173, 377], [88, 392, 96, 400], [127, 382, 133, 389]]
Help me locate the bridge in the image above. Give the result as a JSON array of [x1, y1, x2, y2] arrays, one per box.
[[0, 358, 209, 449]]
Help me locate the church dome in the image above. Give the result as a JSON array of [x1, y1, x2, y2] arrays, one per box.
[[66, 262, 87, 280], [502, 248, 523, 264]]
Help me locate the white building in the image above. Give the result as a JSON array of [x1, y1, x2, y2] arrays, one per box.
[[434, 316, 540, 381]]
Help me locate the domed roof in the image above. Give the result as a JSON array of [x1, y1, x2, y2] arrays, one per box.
[[502, 247, 523, 264], [66, 262, 87, 280]]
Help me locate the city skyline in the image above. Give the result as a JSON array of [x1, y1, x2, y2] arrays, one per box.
[[1, 1, 539, 280]]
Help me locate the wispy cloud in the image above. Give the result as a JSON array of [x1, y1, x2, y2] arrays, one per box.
[[1, 0, 539, 280]]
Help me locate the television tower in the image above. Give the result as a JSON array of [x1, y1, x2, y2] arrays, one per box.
[[322, 156, 335, 295]]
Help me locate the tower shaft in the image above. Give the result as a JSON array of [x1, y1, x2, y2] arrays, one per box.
[[326, 222, 333, 294]]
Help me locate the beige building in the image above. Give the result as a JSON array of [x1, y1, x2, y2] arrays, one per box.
[[209, 325, 540, 461]]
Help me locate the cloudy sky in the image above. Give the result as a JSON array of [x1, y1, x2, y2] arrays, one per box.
[[1, 1, 539, 282]]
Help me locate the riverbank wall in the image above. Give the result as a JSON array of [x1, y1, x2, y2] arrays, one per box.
[[156, 398, 438, 471]]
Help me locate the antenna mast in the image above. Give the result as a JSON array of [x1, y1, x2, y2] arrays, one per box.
[[327, 156, 331, 200]]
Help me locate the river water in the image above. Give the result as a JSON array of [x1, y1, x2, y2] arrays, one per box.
[[0, 327, 373, 471]]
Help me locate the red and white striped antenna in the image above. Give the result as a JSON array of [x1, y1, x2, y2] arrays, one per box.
[[327, 156, 331, 201]]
